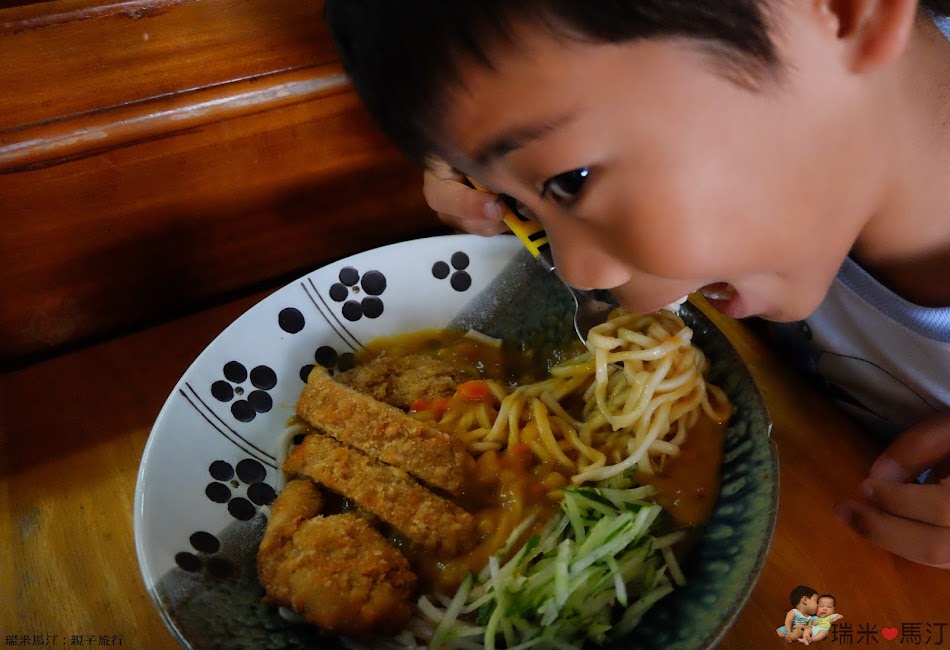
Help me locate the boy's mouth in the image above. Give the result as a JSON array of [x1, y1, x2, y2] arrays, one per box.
[[699, 282, 746, 318]]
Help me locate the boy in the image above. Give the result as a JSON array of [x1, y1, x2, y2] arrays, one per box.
[[776, 585, 820, 644], [323, 1, 950, 568]]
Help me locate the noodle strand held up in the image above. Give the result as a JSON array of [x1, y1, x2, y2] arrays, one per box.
[[436, 309, 731, 486]]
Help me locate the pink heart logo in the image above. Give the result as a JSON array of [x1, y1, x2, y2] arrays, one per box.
[[881, 627, 898, 641]]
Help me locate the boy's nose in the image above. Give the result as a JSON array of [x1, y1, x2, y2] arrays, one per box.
[[546, 233, 629, 292]]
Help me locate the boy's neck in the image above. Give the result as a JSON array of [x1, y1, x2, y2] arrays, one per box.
[[852, 16, 950, 308]]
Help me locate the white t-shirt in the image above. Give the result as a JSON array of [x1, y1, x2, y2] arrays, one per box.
[[772, 259, 950, 439], [771, 15, 950, 440]]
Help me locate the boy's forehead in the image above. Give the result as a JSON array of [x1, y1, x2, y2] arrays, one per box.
[[440, 25, 721, 169], [439, 25, 587, 162]]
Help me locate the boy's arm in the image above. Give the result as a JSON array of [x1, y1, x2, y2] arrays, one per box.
[[833, 614, 844, 622], [784, 610, 796, 631]]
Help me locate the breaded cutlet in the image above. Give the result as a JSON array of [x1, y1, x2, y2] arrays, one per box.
[[336, 353, 469, 410], [257, 478, 323, 561], [283, 433, 477, 557], [296, 367, 471, 495], [257, 479, 417, 637]]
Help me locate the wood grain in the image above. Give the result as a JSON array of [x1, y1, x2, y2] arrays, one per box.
[[0, 0, 338, 129], [0, 0, 440, 367]]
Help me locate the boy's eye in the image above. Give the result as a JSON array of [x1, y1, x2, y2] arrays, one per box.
[[541, 168, 590, 206]]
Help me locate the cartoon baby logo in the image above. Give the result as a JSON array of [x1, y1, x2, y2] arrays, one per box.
[[773, 585, 947, 646], [776, 586, 843, 645]]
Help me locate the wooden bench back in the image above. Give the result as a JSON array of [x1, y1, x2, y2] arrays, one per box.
[[0, 0, 439, 368]]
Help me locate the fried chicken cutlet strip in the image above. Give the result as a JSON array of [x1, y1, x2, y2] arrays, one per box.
[[296, 367, 470, 495], [283, 433, 477, 557], [257, 480, 416, 637], [257, 478, 323, 561], [336, 354, 469, 411]]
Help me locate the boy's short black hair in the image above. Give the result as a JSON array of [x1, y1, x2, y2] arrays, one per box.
[[819, 594, 836, 606], [324, 1, 777, 167], [790, 585, 818, 608], [323, 1, 950, 168]]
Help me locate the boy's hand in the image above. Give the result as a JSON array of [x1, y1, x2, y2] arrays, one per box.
[[835, 412, 950, 568], [423, 159, 508, 236]]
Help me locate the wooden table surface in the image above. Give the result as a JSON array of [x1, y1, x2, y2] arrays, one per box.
[[2, 287, 947, 649]]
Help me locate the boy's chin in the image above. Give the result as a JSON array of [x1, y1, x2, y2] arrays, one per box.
[[723, 297, 819, 323], [701, 281, 827, 322]]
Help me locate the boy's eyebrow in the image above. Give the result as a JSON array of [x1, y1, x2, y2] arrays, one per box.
[[471, 112, 574, 166]]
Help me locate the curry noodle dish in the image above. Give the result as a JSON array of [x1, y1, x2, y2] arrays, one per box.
[[256, 308, 732, 648]]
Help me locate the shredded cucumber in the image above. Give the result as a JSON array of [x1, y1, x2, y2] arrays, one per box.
[[428, 573, 476, 650], [425, 483, 684, 649]]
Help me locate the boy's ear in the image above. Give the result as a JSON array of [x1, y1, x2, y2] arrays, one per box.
[[816, 0, 918, 72]]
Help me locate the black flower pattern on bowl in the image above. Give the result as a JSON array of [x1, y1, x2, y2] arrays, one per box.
[[174, 530, 235, 579], [277, 307, 306, 334], [328, 266, 387, 321], [204, 458, 276, 521], [432, 252, 472, 291], [210, 361, 277, 422], [298, 345, 358, 382]]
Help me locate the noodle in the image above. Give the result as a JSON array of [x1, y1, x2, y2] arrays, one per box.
[[430, 309, 731, 486]]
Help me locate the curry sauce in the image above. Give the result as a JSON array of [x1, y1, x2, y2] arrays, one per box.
[[351, 326, 729, 595], [639, 412, 729, 529]]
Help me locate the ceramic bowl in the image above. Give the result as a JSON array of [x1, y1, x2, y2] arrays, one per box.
[[134, 234, 778, 650]]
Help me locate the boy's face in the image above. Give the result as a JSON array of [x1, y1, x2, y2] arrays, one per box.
[[803, 593, 820, 614], [440, 4, 893, 321], [817, 597, 836, 616]]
